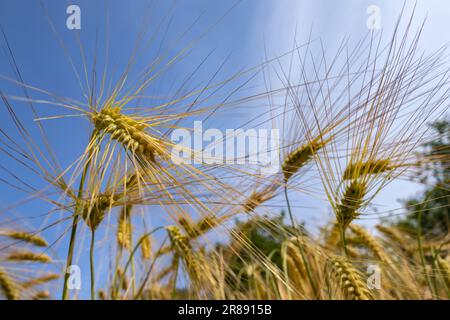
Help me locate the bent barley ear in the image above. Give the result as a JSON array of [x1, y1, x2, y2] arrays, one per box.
[[196, 215, 225, 234], [343, 159, 393, 180], [0, 268, 19, 300], [140, 234, 152, 260], [239, 182, 278, 216], [375, 225, 407, 244], [336, 181, 367, 229], [437, 257, 450, 289], [166, 226, 190, 255], [0, 231, 48, 247], [32, 290, 50, 300], [7, 250, 52, 263], [179, 214, 228, 240], [80, 194, 112, 231], [166, 226, 200, 280], [329, 256, 372, 300], [282, 138, 325, 181], [349, 224, 390, 263], [21, 273, 60, 289]]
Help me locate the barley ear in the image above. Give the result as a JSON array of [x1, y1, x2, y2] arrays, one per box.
[[0, 231, 48, 247], [437, 256, 450, 289], [329, 256, 372, 300], [92, 108, 166, 162], [0, 268, 19, 300], [349, 224, 390, 263], [166, 226, 200, 280], [21, 273, 60, 289], [32, 291, 50, 300], [282, 139, 325, 181], [117, 205, 133, 250], [7, 251, 52, 263], [140, 234, 152, 260], [343, 159, 393, 180], [80, 194, 111, 231], [336, 180, 367, 229]]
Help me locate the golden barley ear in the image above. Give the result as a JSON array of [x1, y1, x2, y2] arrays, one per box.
[[436, 256, 450, 289], [32, 290, 50, 300], [323, 223, 361, 258], [0, 268, 19, 300], [324, 223, 341, 248], [80, 194, 112, 231], [166, 226, 201, 280], [0, 231, 48, 247], [243, 185, 277, 214], [343, 159, 393, 180], [179, 214, 227, 240], [7, 250, 52, 263], [140, 234, 152, 260], [375, 225, 409, 247], [92, 107, 166, 162], [243, 191, 266, 213], [328, 256, 372, 300], [282, 138, 325, 181], [349, 224, 390, 263], [117, 205, 133, 250], [21, 273, 60, 289], [98, 289, 107, 300], [116, 267, 129, 291], [283, 241, 309, 282], [336, 180, 367, 229]]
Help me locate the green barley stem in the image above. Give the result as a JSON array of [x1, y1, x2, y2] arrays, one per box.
[[283, 183, 318, 297], [90, 230, 95, 300], [62, 215, 79, 299], [62, 132, 97, 300], [340, 225, 350, 258]]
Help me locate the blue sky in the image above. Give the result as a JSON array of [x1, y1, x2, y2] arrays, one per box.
[[0, 0, 448, 299]]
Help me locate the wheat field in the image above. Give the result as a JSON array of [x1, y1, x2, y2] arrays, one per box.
[[0, 1, 449, 301]]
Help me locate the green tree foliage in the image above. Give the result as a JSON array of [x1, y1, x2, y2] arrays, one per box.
[[217, 211, 302, 290], [396, 119, 450, 238]]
